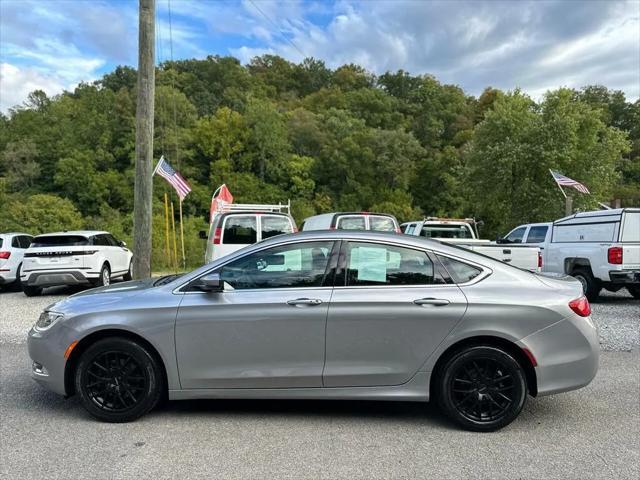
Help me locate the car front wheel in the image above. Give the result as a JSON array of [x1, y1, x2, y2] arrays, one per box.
[[74, 337, 164, 422], [436, 345, 527, 432]]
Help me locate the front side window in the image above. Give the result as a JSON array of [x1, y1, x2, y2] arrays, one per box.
[[223, 215, 257, 245], [219, 241, 334, 290], [437, 255, 483, 284], [526, 226, 548, 243], [504, 227, 526, 244], [336, 216, 366, 230], [370, 216, 396, 232], [261, 216, 293, 240], [343, 242, 444, 286]]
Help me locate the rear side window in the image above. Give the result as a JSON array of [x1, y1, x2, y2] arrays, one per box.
[[526, 226, 548, 243], [437, 255, 483, 284], [370, 216, 396, 232], [344, 242, 445, 286], [223, 216, 257, 245], [262, 216, 292, 240], [336, 216, 366, 230], [92, 235, 109, 246], [31, 236, 89, 247]]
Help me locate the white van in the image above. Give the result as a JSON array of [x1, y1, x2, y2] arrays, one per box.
[[202, 203, 297, 263], [500, 208, 640, 300], [302, 212, 400, 232]]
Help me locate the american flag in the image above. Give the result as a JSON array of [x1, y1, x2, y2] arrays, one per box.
[[550, 170, 590, 194], [153, 156, 191, 200]]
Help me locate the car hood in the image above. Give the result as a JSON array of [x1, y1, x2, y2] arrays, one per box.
[[534, 272, 584, 298], [48, 278, 158, 314]]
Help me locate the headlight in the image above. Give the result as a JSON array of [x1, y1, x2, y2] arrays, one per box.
[[35, 311, 64, 331]]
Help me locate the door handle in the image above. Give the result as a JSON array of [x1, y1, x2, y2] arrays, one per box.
[[287, 298, 323, 306], [413, 298, 450, 306]]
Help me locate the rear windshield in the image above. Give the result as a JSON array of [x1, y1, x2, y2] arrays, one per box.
[[223, 216, 257, 245], [370, 216, 396, 232], [262, 215, 293, 239], [31, 235, 89, 247], [336, 216, 366, 230], [421, 224, 474, 239]]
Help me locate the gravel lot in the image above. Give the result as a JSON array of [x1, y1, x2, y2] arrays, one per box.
[[1, 285, 638, 479]]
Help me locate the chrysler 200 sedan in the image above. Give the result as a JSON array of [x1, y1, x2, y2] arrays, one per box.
[[27, 230, 599, 431]]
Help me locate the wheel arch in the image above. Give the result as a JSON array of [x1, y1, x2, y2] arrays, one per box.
[[564, 257, 592, 275], [429, 335, 538, 399], [64, 328, 168, 398]]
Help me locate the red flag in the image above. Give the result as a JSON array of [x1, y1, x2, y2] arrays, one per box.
[[210, 184, 234, 222]]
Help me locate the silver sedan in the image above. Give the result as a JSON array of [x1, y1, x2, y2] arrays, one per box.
[[27, 230, 599, 431]]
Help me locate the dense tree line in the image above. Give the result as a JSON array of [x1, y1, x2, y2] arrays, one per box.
[[1, 55, 638, 269]]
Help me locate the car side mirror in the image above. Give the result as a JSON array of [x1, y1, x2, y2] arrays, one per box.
[[198, 230, 208, 240], [119, 240, 127, 247], [194, 273, 222, 292]]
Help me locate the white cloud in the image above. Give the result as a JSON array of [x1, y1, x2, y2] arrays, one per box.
[[0, 63, 65, 111]]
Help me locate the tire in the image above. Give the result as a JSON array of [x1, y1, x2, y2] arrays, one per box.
[[123, 262, 133, 282], [436, 346, 527, 432], [93, 264, 111, 287], [22, 285, 42, 297], [74, 337, 164, 423], [628, 285, 640, 300], [13, 264, 22, 290], [571, 268, 601, 302]]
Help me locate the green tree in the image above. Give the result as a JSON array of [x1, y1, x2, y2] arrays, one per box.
[[0, 194, 84, 233]]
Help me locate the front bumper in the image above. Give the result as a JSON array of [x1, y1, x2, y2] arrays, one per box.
[[22, 269, 98, 287], [519, 316, 599, 396], [609, 270, 640, 285], [27, 327, 71, 396]]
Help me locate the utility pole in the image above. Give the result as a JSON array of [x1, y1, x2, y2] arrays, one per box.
[[133, 0, 155, 279]]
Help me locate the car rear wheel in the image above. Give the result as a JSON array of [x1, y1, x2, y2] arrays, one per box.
[[628, 285, 640, 300], [22, 285, 42, 297], [571, 268, 601, 302], [93, 264, 111, 287], [75, 337, 164, 423], [436, 346, 527, 432]]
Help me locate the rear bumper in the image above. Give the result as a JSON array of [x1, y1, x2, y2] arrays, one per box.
[[519, 316, 599, 397], [608, 270, 640, 284], [22, 269, 98, 287], [0, 267, 18, 284]]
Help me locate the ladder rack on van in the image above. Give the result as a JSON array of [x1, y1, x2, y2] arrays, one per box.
[[215, 201, 291, 214]]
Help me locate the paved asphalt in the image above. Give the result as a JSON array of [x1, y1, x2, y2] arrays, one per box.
[[1, 287, 638, 479]]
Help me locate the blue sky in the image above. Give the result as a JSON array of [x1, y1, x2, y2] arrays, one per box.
[[1, 0, 639, 111]]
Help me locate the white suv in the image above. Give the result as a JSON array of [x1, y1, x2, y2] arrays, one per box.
[[0, 232, 34, 290], [21, 231, 133, 296]]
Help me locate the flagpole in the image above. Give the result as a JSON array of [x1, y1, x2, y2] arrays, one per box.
[[179, 199, 186, 271], [170, 200, 178, 273], [549, 169, 567, 199], [163, 192, 171, 269]]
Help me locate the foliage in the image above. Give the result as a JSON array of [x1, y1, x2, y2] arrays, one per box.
[[1, 55, 637, 268]]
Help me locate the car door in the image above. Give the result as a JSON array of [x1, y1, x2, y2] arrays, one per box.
[[323, 240, 468, 387], [107, 234, 129, 274], [175, 240, 338, 389]]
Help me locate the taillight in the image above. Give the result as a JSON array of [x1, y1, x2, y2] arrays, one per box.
[[0, 251, 10, 259], [569, 296, 591, 317], [608, 246, 622, 264], [212, 227, 222, 245], [537, 251, 543, 269]]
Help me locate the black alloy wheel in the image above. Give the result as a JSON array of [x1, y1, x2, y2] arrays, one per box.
[[437, 346, 527, 432], [75, 338, 163, 422]]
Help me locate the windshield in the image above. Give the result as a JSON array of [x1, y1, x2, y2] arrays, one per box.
[[421, 224, 474, 239], [31, 235, 89, 247]]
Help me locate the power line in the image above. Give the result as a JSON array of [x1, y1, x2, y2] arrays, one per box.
[[247, 0, 307, 59]]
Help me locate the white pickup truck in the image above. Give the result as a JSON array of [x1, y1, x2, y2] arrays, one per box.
[[401, 218, 541, 272], [499, 208, 640, 300]]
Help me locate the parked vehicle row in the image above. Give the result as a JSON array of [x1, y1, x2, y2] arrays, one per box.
[[498, 208, 640, 301], [0, 230, 132, 296]]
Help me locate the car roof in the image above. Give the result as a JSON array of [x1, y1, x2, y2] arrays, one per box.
[[0, 232, 32, 237], [33, 231, 109, 238]]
